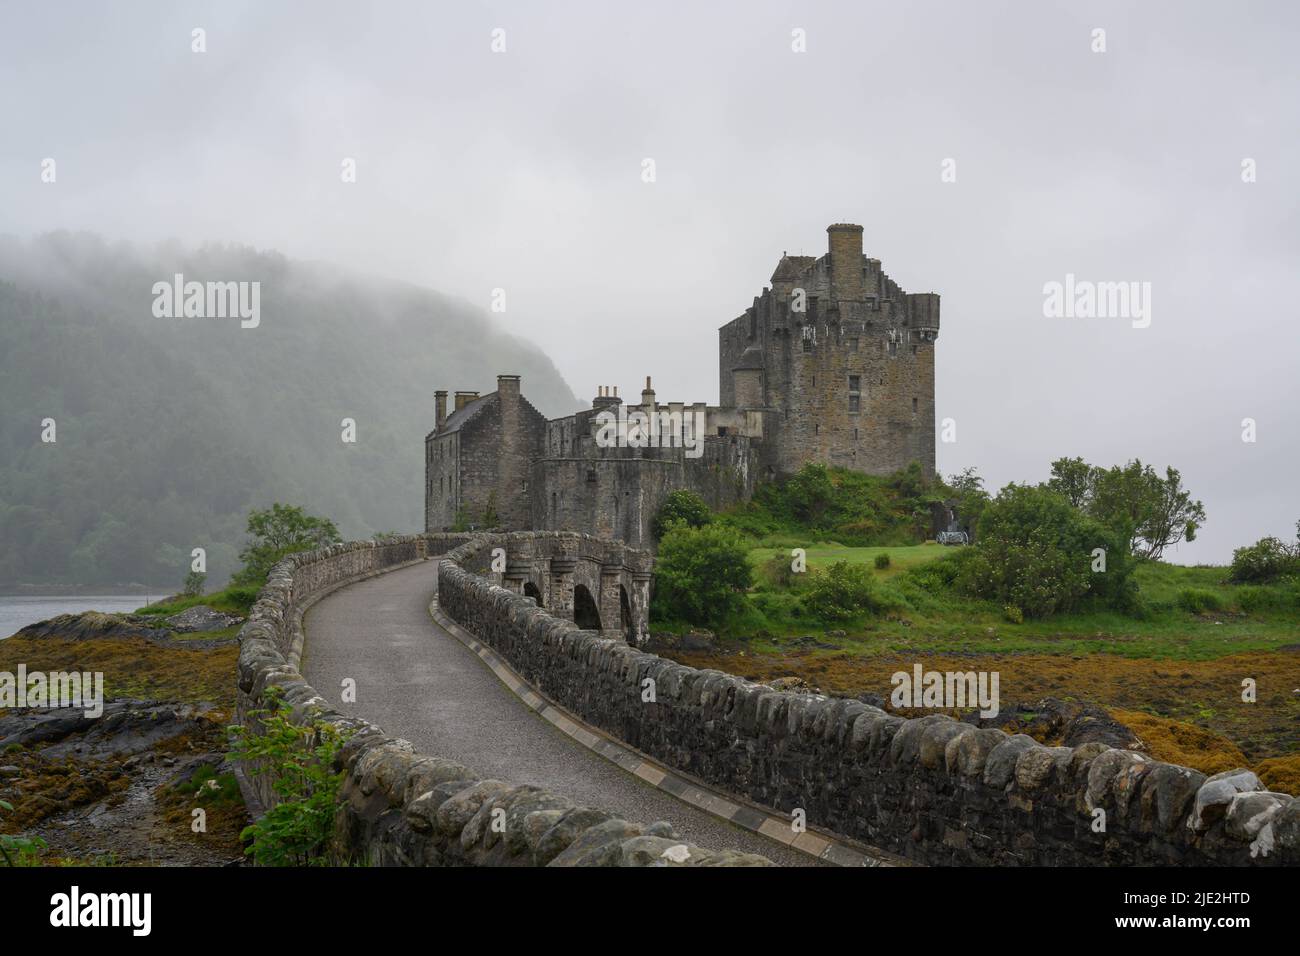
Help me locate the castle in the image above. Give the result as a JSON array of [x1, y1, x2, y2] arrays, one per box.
[[425, 223, 941, 547]]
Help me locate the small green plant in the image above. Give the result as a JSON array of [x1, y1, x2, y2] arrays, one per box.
[[1177, 588, 1223, 614], [0, 799, 46, 866], [228, 694, 351, 866], [1002, 604, 1024, 624], [182, 569, 206, 597], [874, 552, 891, 570], [803, 561, 881, 624]]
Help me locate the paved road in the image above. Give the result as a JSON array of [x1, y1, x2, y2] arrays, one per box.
[[302, 560, 811, 865]]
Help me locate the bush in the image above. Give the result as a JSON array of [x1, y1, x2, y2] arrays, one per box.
[[1177, 588, 1223, 614], [182, 570, 206, 597], [1229, 536, 1298, 584], [874, 552, 891, 570], [956, 484, 1135, 618], [232, 503, 341, 587], [227, 693, 351, 866], [652, 490, 713, 540], [1003, 604, 1024, 624], [803, 561, 881, 624], [650, 524, 752, 627]]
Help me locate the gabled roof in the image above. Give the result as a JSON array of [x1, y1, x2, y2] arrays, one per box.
[[771, 254, 816, 282], [439, 393, 494, 435]]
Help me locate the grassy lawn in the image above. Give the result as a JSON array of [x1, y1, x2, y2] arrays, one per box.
[[661, 541, 1300, 775]]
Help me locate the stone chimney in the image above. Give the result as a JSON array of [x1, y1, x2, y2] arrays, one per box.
[[641, 376, 656, 411], [497, 374, 520, 402], [454, 390, 479, 412], [827, 223, 866, 302], [435, 390, 447, 431]]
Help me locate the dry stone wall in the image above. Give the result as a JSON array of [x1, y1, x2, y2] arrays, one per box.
[[439, 533, 1299, 867], [234, 534, 771, 867]]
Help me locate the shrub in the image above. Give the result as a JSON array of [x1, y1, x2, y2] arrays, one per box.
[[1229, 536, 1298, 584], [1002, 604, 1024, 624], [956, 484, 1135, 618], [803, 561, 881, 624], [182, 570, 206, 597], [232, 503, 341, 587], [874, 552, 891, 570], [228, 694, 351, 866], [1177, 588, 1223, 614], [650, 524, 752, 627], [0, 799, 45, 866], [652, 490, 713, 540]]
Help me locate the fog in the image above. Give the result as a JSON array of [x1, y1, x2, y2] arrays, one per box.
[[3, 0, 1297, 564]]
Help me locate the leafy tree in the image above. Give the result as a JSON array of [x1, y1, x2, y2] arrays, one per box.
[[1229, 535, 1299, 583], [232, 503, 341, 586], [651, 524, 752, 627], [1046, 456, 1095, 509], [1089, 461, 1205, 560], [946, 466, 989, 538], [957, 483, 1135, 618], [652, 490, 713, 540], [182, 570, 206, 596]]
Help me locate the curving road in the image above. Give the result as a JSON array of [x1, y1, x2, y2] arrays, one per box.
[[301, 560, 813, 865]]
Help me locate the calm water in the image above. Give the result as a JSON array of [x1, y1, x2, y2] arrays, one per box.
[[0, 595, 154, 639]]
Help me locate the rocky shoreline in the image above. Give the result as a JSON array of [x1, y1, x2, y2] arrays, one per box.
[[0, 607, 247, 866]]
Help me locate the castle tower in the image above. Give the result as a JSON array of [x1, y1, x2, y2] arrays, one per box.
[[718, 222, 940, 479]]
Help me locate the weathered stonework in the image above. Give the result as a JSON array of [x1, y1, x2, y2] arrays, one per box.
[[438, 533, 1298, 867], [425, 223, 940, 547], [234, 534, 769, 867]]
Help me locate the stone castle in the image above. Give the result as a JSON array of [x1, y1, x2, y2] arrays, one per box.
[[425, 223, 941, 547]]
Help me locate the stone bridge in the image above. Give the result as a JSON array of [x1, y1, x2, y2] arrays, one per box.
[[454, 531, 651, 644], [236, 531, 1299, 868]]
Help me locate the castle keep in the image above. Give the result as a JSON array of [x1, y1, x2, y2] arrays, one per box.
[[426, 223, 940, 547]]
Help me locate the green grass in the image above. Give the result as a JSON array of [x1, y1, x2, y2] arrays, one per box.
[[747, 541, 944, 579], [670, 541, 1300, 662], [133, 583, 259, 618]]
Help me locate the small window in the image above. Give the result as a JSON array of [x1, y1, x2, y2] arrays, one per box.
[[586, 469, 597, 483], [848, 375, 862, 413], [849, 395, 860, 412], [802, 337, 812, 353], [849, 337, 859, 352], [912, 397, 918, 414]]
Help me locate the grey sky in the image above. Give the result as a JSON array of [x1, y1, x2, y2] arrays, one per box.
[[2, 0, 1297, 564]]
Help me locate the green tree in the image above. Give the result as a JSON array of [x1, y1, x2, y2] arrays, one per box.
[[182, 569, 206, 597], [652, 490, 713, 540], [957, 483, 1134, 618], [1046, 456, 1095, 509], [232, 503, 341, 587], [1089, 461, 1205, 560], [651, 524, 752, 627]]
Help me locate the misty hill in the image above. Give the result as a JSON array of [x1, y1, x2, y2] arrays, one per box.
[[0, 232, 579, 590]]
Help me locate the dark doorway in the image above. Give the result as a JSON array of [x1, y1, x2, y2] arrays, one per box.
[[523, 581, 543, 607], [573, 584, 601, 630]]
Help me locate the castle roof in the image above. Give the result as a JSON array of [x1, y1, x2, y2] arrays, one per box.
[[770, 254, 816, 282], [439, 393, 494, 435]]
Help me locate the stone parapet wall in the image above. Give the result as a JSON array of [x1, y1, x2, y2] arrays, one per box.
[[234, 533, 770, 867], [439, 533, 1299, 867]]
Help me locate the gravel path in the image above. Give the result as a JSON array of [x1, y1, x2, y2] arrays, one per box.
[[301, 560, 813, 865]]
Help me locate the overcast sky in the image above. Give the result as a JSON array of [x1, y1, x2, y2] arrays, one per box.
[[3, 0, 1297, 564]]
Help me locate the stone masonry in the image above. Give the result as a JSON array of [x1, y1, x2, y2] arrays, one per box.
[[425, 223, 941, 547]]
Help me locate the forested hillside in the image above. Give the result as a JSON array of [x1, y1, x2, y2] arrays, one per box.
[[0, 233, 579, 589]]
